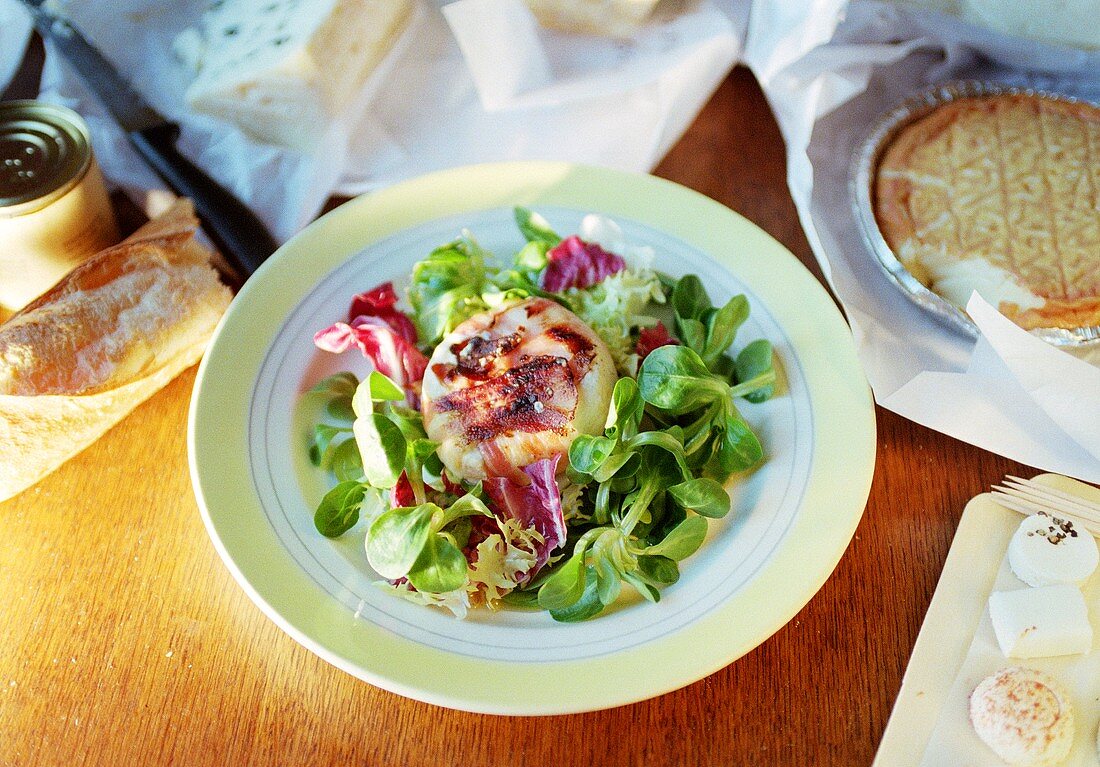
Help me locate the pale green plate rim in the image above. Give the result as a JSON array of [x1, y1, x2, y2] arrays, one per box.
[[188, 161, 876, 715]]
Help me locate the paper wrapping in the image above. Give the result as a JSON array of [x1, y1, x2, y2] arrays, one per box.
[[743, 0, 1100, 482], [0, 0, 741, 242]]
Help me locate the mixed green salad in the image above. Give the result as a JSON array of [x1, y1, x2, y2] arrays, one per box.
[[304, 209, 776, 621]]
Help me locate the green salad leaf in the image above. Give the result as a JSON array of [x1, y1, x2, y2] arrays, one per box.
[[353, 414, 406, 489], [408, 235, 491, 346], [514, 207, 561, 248], [366, 504, 436, 579], [315, 481, 367, 538], [407, 533, 468, 594], [735, 339, 776, 403], [305, 211, 780, 622]]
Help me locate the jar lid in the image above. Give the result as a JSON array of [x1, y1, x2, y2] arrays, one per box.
[[0, 100, 92, 214]]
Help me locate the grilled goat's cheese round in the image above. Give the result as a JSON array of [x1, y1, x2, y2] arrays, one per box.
[[421, 298, 615, 481]]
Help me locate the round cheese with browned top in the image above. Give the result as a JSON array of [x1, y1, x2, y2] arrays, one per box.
[[421, 297, 615, 481], [874, 93, 1100, 331], [969, 666, 1075, 766]]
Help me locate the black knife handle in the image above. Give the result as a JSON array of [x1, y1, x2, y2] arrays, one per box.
[[128, 123, 278, 277]]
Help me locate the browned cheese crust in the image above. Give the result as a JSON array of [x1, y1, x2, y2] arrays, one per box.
[[873, 94, 1100, 330]]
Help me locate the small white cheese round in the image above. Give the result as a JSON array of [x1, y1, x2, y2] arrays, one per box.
[[970, 666, 1075, 766], [1008, 513, 1099, 587]]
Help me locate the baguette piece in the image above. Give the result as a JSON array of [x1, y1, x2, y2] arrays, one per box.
[[0, 199, 233, 502]]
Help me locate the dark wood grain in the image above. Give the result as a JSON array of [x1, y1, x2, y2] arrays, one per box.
[[0, 58, 1033, 767]]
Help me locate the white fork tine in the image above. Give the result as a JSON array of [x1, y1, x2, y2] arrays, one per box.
[[990, 475, 1100, 538], [1004, 476, 1100, 515], [992, 483, 1100, 519], [989, 491, 1100, 537], [996, 485, 1100, 526]]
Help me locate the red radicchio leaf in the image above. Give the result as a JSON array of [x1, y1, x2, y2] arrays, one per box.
[[313, 317, 428, 397], [347, 282, 418, 345], [483, 455, 567, 583], [635, 321, 679, 360], [390, 471, 416, 508], [540, 235, 626, 292], [314, 283, 428, 406]]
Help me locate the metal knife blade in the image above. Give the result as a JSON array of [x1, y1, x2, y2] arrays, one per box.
[[18, 0, 165, 133], [14, 0, 278, 277]]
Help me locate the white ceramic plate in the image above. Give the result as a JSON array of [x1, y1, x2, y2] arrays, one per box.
[[189, 162, 876, 714]]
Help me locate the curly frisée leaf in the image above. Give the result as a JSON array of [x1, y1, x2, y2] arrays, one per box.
[[467, 519, 541, 609], [570, 268, 665, 376]]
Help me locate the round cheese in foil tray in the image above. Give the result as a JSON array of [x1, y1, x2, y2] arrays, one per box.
[[851, 80, 1100, 347]]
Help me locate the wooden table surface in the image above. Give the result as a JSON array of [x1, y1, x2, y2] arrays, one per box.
[[2, 47, 1033, 766]]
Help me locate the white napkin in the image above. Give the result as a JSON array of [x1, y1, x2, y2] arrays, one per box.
[[442, 0, 738, 112], [966, 296, 1100, 464], [0, 0, 744, 242], [886, 296, 1100, 480], [743, 0, 1100, 483]]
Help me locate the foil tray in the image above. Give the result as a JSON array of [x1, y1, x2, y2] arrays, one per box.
[[849, 80, 1100, 347]]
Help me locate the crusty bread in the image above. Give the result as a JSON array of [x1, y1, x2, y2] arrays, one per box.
[[0, 199, 233, 502]]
